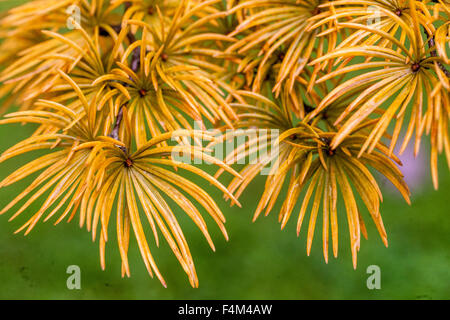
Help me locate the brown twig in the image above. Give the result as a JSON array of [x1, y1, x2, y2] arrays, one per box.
[[109, 106, 127, 153], [106, 1, 138, 154], [424, 28, 450, 77], [111, 2, 140, 73], [127, 32, 141, 72]]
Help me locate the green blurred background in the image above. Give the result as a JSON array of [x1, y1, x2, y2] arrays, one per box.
[[0, 0, 449, 300]]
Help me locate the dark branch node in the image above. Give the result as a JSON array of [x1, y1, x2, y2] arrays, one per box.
[[411, 63, 421, 72], [124, 158, 133, 167]]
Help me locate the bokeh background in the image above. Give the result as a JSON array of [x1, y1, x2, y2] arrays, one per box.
[[0, 0, 449, 300]]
